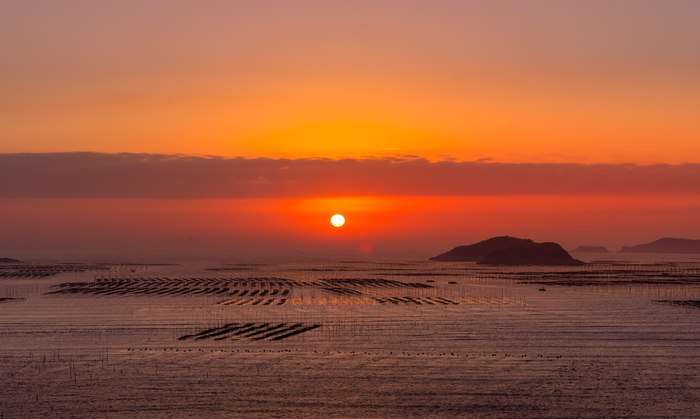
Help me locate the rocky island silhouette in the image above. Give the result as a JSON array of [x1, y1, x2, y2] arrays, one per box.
[[621, 238, 700, 253], [430, 236, 584, 266]]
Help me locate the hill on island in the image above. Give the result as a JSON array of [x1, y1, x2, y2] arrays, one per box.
[[0, 257, 22, 263], [572, 246, 610, 253], [430, 236, 584, 266], [621, 238, 700, 254]]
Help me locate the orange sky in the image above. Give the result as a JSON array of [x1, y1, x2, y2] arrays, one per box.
[[2, 1, 700, 163], [1, 1, 699, 259], [2, 195, 699, 261]]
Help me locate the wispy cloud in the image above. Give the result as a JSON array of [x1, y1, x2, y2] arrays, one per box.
[[1, 153, 699, 198]]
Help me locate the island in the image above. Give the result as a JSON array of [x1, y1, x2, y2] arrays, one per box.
[[621, 238, 700, 254], [0, 257, 22, 263], [430, 236, 584, 266], [571, 246, 610, 253]]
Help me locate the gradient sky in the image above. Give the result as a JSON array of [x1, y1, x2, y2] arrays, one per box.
[[2, 0, 700, 162], [1, 1, 699, 260]]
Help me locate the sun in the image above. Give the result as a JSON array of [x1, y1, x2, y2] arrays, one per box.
[[330, 214, 346, 228]]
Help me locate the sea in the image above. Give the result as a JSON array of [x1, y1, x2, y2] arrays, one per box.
[[0, 253, 699, 418]]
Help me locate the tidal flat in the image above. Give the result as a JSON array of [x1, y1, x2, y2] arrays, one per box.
[[1, 259, 699, 418]]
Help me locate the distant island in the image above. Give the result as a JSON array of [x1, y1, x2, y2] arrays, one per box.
[[430, 236, 584, 266], [621, 238, 700, 254], [0, 257, 22, 263], [572, 246, 610, 253]]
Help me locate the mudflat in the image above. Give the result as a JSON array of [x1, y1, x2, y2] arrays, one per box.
[[1, 260, 699, 418]]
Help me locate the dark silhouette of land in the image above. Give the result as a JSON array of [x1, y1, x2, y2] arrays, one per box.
[[572, 246, 610, 253], [0, 257, 22, 263], [430, 236, 584, 266], [621, 238, 700, 254]]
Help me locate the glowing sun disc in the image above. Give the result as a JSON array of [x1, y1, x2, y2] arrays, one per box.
[[330, 214, 346, 228]]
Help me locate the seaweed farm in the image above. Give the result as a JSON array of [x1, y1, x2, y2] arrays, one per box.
[[0, 263, 109, 278], [1, 259, 700, 418]]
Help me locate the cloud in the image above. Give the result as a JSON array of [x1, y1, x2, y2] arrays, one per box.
[[1, 152, 699, 198]]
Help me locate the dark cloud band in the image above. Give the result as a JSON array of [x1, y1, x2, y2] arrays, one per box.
[[1, 153, 698, 198]]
